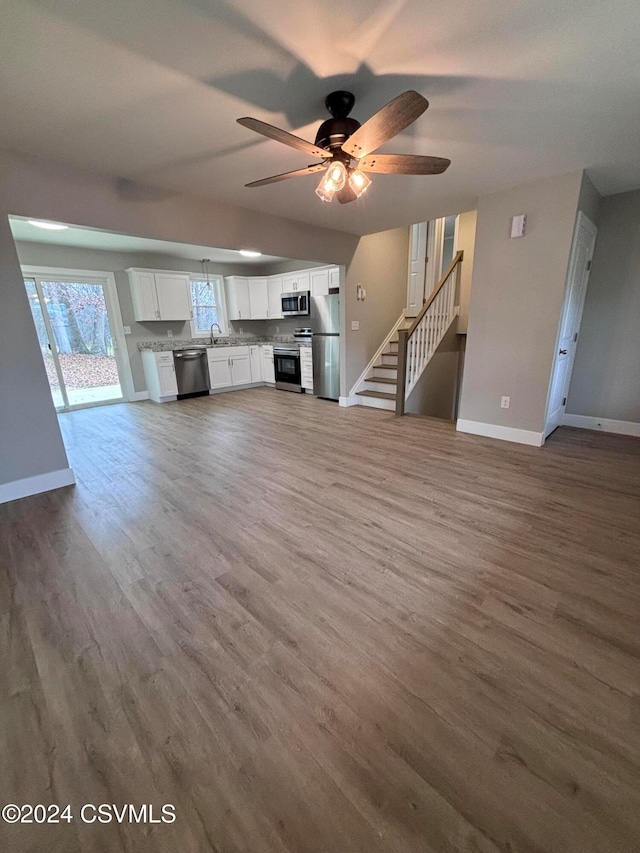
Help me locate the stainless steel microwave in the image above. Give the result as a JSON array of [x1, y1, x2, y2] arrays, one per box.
[[281, 290, 310, 316]]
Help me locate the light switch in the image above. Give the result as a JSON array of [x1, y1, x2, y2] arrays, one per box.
[[123, 326, 131, 335], [351, 320, 360, 331], [510, 214, 526, 238]]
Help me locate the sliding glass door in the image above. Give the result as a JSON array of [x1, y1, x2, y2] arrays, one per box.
[[25, 274, 124, 411]]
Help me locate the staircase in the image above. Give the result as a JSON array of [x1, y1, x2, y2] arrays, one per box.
[[353, 251, 463, 414], [355, 318, 412, 410]]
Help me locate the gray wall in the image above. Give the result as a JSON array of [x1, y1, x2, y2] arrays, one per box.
[[405, 325, 462, 420], [459, 171, 584, 435], [455, 210, 477, 334], [344, 227, 410, 393], [566, 189, 640, 423], [0, 148, 360, 493], [0, 218, 70, 487]]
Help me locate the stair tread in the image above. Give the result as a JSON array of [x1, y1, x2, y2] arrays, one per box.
[[356, 390, 396, 400], [366, 376, 396, 384], [374, 365, 397, 371]]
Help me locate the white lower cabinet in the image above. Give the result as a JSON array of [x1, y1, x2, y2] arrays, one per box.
[[142, 351, 178, 402], [207, 352, 233, 389], [249, 345, 262, 382], [207, 346, 254, 389], [262, 345, 275, 384], [300, 346, 313, 392]]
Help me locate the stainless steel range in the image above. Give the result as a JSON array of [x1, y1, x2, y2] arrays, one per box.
[[273, 344, 302, 392]]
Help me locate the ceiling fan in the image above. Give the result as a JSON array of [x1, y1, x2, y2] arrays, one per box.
[[237, 90, 451, 204]]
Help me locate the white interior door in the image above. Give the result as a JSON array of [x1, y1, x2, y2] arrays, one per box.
[[544, 212, 598, 439], [407, 222, 427, 317]]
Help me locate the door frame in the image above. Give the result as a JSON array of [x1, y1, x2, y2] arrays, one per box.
[[542, 211, 598, 440], [22, 266, 135, 408]]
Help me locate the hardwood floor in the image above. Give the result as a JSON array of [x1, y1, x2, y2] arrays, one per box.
[[1, 388, 639, 852]]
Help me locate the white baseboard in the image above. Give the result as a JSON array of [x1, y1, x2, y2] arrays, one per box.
[[562, 414, 640, 437], [209, 382, 265, 396], [0, 467, 76, 505], [339, 395, 359, 407], [456, 419, 544, 447], [129, 391, 149, 402]]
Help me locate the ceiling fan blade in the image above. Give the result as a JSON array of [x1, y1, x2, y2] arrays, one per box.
[[358, 154, 451, 175], [341, 91, 429, 159], [336, 184, 358, 204], [237, 117, 330, 160], [245, 163, 327, 188]]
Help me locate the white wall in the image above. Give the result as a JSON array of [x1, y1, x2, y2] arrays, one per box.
[[458, 171, 585, 442], [455, 210, 477, 334], [566, 188, 640, 425]]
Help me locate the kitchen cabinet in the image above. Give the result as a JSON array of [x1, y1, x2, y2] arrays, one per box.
[[127, 269, 192, 321], [262, 345, 275, 384], [141, 351, 178, 402], [310, 268, 329, 298], [225, 277, 251, 320], [207, 346, 253, 389], [229, 350, 252, 385], [248, 277, 269, 319], [267, 276, 284, 319], [300, 346, 313, 392], [207, 351, 233, 389], [249, 345, 262, 382], [282, 271, 311, 293]]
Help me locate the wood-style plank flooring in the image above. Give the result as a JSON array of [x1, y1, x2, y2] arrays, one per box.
[[1, 388, 640, 852]]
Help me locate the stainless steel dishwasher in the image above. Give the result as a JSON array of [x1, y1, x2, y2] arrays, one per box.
[[172, 347, 210, 398]]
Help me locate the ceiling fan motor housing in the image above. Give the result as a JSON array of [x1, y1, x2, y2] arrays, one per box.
[[315, 117, 361, 153]]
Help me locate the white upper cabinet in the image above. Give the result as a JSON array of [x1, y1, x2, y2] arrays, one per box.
[[282, 271, 311, 292], [310, 268, 330, 298], [154, 273, 192, 320], [267, 276, 284, 319], [128, 269, 191, 321], [329, 267, 340, 289], [225, 276, 251, 320], [248, 277, 269, 319]]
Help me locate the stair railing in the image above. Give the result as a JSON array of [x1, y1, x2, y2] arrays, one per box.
[[396, 250, 463, 415]]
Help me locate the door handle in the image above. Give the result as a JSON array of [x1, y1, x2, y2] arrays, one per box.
[[559, 348, 567, 355]]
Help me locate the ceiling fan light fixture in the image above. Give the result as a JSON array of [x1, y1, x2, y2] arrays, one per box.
[[324, 161, 347, 192], [349, 169, 372, 197], [315, 176, 335, 203]]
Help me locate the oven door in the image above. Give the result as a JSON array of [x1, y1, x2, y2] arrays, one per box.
[[274, 348, 302, 392]]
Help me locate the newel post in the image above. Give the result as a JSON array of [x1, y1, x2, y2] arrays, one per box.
[[396, 328, 408, 416]]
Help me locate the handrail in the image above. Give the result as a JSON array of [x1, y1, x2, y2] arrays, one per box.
[[396, 250, 464, 416], [407, 250, 463, 337]]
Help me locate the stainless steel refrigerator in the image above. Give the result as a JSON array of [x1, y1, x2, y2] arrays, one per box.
[[311, 294, 340, 400]]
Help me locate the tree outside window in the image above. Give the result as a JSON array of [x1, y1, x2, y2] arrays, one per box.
[[190, 278, 226, 335]]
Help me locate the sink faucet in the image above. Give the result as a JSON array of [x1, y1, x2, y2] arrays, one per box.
[[210, 322, 222, 343]]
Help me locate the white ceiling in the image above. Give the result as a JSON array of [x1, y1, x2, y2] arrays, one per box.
[[1, 0, 639, 236], [9, 217, 285, 264]]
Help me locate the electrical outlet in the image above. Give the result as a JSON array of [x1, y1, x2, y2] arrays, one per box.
[[123, 326, 131, 335], [351, 320, 360, 331], [501, 396, 510, 409], [275, 326, 280, 333], [167, 330, 173, 338]]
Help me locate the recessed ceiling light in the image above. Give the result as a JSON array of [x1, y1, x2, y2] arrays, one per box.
[[238, 249, 261, 258], [28, 220, 69, 231]]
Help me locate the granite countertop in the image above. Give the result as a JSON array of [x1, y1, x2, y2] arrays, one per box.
[[138, 336, 295, 352]]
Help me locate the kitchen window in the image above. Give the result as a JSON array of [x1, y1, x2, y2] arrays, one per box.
[[189, 276, 228, 337]]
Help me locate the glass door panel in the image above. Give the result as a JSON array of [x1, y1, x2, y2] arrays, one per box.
[[24, 278, 67, 409], [24, 277, 124, 411], [39, 280, 123, 408]]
